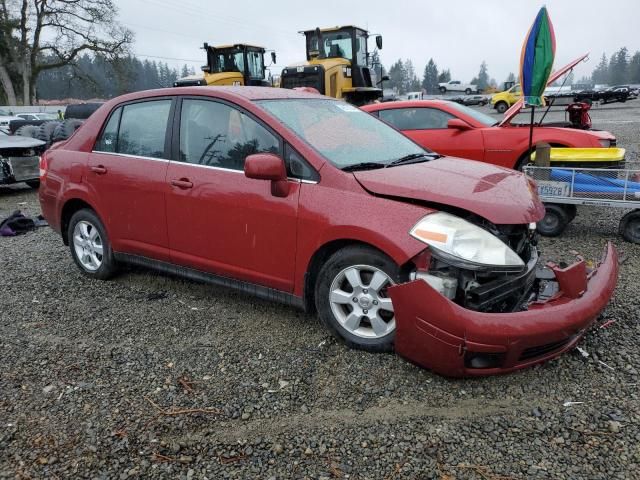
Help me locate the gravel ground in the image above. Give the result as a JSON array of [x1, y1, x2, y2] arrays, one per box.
[[1, 104, 639, 479]]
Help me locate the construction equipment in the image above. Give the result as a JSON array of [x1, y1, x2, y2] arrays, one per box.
[[280, 26, 384, 105], [174, 44, 275, 87]]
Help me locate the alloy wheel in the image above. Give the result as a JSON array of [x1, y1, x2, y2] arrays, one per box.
[[329, 265, 395, 339], [73, 220, 104, 271]]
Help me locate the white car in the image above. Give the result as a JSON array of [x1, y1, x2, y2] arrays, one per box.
[[16, 112, 59, 121], [438, 80, 478, 95], [0, 109, 22, 128]]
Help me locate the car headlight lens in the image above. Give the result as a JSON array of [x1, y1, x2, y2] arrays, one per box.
[[410, 212, 524, 269], [598, 139, 611, 147]]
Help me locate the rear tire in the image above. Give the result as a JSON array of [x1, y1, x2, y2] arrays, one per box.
[[68, 209, 117, 280], [495, 101, 509, 114], [619, 210, 640, 243], [537, 204, 570, 237], [439, 86, 447, 94], [465, 88, 472, 95], [315, 245, 399, 353]]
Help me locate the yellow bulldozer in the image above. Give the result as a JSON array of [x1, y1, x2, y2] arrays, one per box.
[[174, 43, 276, 87], [280, 26, 385, 105]]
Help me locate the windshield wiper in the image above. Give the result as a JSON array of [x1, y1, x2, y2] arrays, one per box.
[[342, 162, 386, 172], [385, 153, 439, 168]]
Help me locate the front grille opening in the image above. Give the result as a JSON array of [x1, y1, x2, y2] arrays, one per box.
[[519, 337, 572, 361]]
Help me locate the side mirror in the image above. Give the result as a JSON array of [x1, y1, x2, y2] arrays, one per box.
[[201, 65, 211, 73], [271, 51, 276, 64], [447, 118, 471, 131], [376, 35, 383, 50], [382, 75, 390, 82], [244, 153, 290, 197]]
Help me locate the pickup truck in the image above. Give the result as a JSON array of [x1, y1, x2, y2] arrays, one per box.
[[438, 80, 478, 95]]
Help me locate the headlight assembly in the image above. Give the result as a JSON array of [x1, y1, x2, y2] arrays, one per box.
[[410, 212, 525, 270]]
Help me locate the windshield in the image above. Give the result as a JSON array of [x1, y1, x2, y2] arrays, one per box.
[[445, 101, 496, 127], [257, 99, 427, 169], [0, 109, 11, 116], [212, 49, 245, 74], [309, 30, 353, 61]]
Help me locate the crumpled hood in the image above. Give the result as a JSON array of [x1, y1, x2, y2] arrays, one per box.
[[353, 157, 545, 225], [0, 135, 46, 150]]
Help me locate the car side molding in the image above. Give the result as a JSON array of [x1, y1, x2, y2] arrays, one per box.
[[113, 252, 305, 309]]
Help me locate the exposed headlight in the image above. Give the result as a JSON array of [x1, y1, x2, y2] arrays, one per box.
[[410, 212, 524, 269], [598, 139, 611, 147]]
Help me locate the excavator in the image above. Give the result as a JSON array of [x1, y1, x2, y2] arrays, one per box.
[[280, 26, 385, 105], [174, 43, 276, 87]]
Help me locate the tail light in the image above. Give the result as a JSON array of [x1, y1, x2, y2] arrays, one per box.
[[39, 153, 48, 179]]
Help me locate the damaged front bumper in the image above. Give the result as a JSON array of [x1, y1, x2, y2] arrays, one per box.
[[0, 155, 40, 184], [389, 242, 618, 377]]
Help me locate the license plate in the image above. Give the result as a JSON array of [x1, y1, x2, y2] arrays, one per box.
[[537, 180, 570, 197]]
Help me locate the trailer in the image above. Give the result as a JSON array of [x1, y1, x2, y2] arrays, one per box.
[[524, 165, 640, 243]]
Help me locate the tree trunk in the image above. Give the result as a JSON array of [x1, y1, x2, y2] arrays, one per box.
[[0, 64, 18, 106], [21, 59, 30, 106]]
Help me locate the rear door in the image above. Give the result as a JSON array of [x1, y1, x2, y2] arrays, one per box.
[[377, 107, 485, 161], [165, 97, 301, 292], [89, 98, 174, 261]]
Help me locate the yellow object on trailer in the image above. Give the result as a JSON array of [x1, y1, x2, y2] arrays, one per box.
[[531, 147, 626, 168]]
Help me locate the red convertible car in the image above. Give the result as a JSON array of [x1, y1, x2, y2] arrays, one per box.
[[39, 86, 617, 377], [362, 99, 616, 170]]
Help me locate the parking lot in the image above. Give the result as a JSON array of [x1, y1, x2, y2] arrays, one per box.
[[1, 103, 639, 479]]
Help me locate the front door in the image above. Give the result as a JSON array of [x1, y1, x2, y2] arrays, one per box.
[[165, 98, 299, 292], [88, 98, 173, 261], [378, 107, 485, 161]]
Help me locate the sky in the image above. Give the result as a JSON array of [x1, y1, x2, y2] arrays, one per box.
[[113, 0, 639, 85]]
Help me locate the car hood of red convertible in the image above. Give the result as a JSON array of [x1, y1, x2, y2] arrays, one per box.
[[353, 157, 546, 225]]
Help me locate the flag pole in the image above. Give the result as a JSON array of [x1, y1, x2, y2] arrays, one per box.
[[528, 104, 535, 163]]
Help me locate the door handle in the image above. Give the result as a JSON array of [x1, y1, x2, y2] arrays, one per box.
[[90, 165, 107, 175], [171, 178, 193, 189]]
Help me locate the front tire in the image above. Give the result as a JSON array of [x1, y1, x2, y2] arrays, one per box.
[[495, 101, 509, 114], [68, 209, 117, 280], [465, 88, 472, 95], [315, 246, 399, 352]]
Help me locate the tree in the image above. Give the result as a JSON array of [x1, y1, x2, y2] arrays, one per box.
[[403, 59, 420, 92], [591, 53, 609, 85], [505, 72, 516, 85], [609, 47, 629, 85], [629, 51, 640, 84], [0, 0, 132, 105], [475, 61, 490, 91], [437, 69, 451, 83], [387, 59, 407, 94], [421, 58, 439, 94]]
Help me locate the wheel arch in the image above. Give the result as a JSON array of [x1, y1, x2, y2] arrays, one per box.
[[302, 238, 415, 314], [515, 142, 571, 170], [60, 198, 99, 245]]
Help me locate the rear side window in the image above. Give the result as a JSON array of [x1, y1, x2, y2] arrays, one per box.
[[117, 100, 171, 158], [179, 99, 280, 170], [95, 100, 171, 158], [95, 108, 121, 153], [379, 107, 454, 130]]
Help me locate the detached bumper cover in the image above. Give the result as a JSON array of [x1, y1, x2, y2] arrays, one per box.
[[389, 242, 618, 377]]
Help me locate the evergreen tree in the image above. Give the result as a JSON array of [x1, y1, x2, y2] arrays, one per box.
[[422, 58, 439, 94], [437, 69, 451, 83], [609, 47, 629, 85], [387, 59, 407, 94], [629, 51, 640, 83], [476, 61, 490, 91], [592, 53, 609, 85]]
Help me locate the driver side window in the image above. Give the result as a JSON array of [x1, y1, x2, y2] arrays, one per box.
[[379, 107, 454, 130], [179, 99, 280, 170]]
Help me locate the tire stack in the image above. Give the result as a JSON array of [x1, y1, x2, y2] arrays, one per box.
[[15, 119, 84, 147]]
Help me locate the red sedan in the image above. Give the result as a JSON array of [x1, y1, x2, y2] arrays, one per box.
[[39, 87, 617, 377], [362, 100, 616, 170]]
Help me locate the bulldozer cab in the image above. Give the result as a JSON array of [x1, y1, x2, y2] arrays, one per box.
[[281, 26, 383, 105], [175, 44, 272, 87]]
